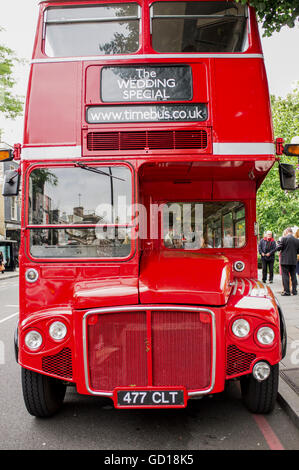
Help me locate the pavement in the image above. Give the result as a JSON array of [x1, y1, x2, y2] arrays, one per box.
[[1, 268, 298, 427], [0, 269, 19, 280], [260, 271, 299, 429]]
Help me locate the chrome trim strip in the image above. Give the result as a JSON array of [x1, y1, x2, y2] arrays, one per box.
[[82, 305, 216, 398], [213, 142, 275, 155], [31, 53, 264, 64], [153, 14, 246, 18], [251, 279, 257, 293], [255, 280, 262, 296], [232, 280, 238, 296], [240, 278, 246, 296], [47, 16, 139, 24], [246, 278, 253, 295], [257, 280, 267, 297]]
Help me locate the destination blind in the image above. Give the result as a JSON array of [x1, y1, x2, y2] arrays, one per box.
[[101, 65, 193, 102]]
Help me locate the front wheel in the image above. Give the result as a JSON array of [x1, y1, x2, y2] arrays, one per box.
[[21, 368, 66, 417], [240, 363, 279, 414]]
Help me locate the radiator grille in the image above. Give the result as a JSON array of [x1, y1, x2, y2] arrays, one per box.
[[151, 311, 211, 390], [42, 347, 73, 379], [226, 344, 256, 377], [87, 310, 212, 392], [86, 130, 208, 151], [88, 312, 148, 391]]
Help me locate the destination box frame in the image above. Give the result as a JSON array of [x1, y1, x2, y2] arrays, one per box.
[[100, 64, 193, 103]]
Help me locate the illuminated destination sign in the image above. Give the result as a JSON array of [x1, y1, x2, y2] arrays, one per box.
[[101, 66, 193, 102]]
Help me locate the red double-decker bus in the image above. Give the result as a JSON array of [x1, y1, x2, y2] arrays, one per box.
[[2, 0, 298, 417]]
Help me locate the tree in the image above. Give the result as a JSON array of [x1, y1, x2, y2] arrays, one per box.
[[0, 28, 23, 138], [237, 0, 299, 36], [256, 86, 299, 237]]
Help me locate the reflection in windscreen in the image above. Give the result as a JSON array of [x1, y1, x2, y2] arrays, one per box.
[[45, 4, 140, 57], [30, 228, 132, 259], [163, 201, 246, 249], [28, 165, 133, 259], [152, 1, 247, 53], [29, 166, 132, 225]]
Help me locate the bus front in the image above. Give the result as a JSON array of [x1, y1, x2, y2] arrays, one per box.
[[15, 0, 286, 417]]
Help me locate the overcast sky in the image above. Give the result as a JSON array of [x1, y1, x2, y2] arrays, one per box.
[[0, 0, 298, 145]]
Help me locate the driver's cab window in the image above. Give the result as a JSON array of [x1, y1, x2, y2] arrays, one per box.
[[162, 201, 246, 249]]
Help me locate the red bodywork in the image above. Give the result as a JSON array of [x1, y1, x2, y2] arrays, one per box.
[[17, 0, 282, 407]]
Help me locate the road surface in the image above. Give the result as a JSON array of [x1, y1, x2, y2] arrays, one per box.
[[0, 277, 298, 451]]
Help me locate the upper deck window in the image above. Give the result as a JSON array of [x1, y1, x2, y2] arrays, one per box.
[[44, 3, 140, 57], [151, 1, 248, 53]]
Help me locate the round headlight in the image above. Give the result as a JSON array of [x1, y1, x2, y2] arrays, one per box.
[[257, 326, 275, 345], [25, 268, 39, 283], [232, 319, 250, 338], [25, 330, 43, 350], [49, 321, 67, 341]]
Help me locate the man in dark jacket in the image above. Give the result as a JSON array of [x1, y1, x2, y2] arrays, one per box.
[[258, 231, 276, 283], [276, 227, 299, 296]]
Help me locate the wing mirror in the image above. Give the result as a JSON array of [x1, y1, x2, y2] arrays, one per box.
[[0, 144, 21, 196], [279, 163, 297, 190], [2, 170, 20, 196], [276, 137, 299, 191]]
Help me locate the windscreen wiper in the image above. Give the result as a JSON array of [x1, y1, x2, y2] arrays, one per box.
[[75, 162, 125, 181]]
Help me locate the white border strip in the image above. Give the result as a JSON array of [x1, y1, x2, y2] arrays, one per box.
[[31, 53, 264, 64], [22, 146, 82, 160], [213, 142, 275, 155], [21, 143, 275, 159]]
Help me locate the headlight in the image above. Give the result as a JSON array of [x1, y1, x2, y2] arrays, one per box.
[[232, 319, 250, 338], [49, 321, 67, 341], [257, 326, 275, 345], [25, 330, 43, 350]]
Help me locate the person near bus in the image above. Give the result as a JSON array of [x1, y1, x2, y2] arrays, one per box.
[[258, 231, 276, 283], [295, 228, 299, 281], [276, 227, 299, 296], [0, 251, 5, 274]]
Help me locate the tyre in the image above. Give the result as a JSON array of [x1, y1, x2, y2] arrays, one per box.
[[240, 363, 279, 414], [21, 367, 66, 417]]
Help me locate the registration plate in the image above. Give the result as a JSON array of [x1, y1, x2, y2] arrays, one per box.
[[114, 388, 186, 408]]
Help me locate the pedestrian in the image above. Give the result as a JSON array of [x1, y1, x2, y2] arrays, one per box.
[[278, 228, 290, 291], [295, 228, 299, 281], [0, 250, 4, 274], [258, 231, 276, 283], [276, 227, 299, 296]]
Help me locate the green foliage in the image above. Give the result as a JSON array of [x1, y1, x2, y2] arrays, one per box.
[[236, 0, 299, 36], [256, 86, 299, 238], [0, 28, 23, 124]]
